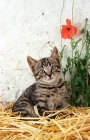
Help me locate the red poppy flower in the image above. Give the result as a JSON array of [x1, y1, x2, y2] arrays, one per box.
[[61, 19, 77, 39]]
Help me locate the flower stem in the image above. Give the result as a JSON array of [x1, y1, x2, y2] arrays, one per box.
[[60, 0, 65, 66], [80, 18, 88, 57], [72, 0, 74, 38], [85, 37, 89, 107], [71, 0, 74, 105], [60, 0, 65, 48]]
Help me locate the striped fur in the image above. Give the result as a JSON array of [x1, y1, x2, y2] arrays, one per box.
[[12, 47, 70, 117]]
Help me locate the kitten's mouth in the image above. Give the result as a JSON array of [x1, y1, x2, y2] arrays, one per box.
[[43, 73, 59, 83]]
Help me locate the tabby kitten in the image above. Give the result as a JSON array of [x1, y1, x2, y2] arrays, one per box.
[[12, 47, 70, 117]]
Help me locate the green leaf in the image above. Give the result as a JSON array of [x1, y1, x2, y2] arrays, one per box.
[[67, 57, 71, 67], [62, 68, 67, 75], [81, 28, 85, 34], [59, 45, 66, 60], [74, 38, 82, 49], [80, 64, 84, 70]]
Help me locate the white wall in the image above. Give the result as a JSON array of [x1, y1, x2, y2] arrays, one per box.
[[0, 0, 90, 102]]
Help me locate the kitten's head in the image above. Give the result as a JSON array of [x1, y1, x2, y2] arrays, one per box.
[[27, 47, 61, 84]]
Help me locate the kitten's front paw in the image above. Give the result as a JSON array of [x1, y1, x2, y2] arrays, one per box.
[[17, 110, 38, 117]]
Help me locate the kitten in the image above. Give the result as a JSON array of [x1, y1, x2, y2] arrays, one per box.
[[12, 47, 70, 117]]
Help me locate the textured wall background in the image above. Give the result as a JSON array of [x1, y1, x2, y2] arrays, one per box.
[[0, 0, 90, 102]]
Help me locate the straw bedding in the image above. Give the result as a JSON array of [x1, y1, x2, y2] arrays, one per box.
[[0, 102, 90, 140]]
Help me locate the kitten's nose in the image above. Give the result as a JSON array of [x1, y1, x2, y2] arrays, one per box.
[[46, 71, 52, 78]]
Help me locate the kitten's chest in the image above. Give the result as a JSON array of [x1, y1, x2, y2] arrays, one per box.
[[36, 87, 64, 110], [46, 88, 64, 110]]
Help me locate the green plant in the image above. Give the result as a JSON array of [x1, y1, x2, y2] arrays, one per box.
[[60, 19, 90, 107]]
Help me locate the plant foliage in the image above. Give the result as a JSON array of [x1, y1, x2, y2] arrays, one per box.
[[60, 19, 90, 107]]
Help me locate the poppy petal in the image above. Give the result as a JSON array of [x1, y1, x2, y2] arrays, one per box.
[[62, 25, 68, 29], [71, 26, 77, 36], [61, 28, 69, 39], [61, 19, 77, 39], [73, 26, 77, 35], [66, 19, 71, 25], [68, 26, 77, 38], [68, 30, 73, 39]]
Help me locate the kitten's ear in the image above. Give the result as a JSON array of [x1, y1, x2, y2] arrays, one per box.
[[27, 56, 38, 71], [51, 47, 60, 62]]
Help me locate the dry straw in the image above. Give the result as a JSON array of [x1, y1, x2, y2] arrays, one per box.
[[0, 102, 90, 140]]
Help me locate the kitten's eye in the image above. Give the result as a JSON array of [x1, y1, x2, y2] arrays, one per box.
[[39, 69, 45, 74], [51, 65, 57, 71]]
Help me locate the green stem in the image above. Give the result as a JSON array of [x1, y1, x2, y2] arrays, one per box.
[[59, 0, 66, 91], [72, 0, 74, 38], [71, 0, 74, 106], [60, 0, 65, 50], [71, 0, 75, 73], [60, 0, 65, 67], [80, 18, 88, 57], [71, 41, 74, 105], [72, 0, 74, 22], [86, 42, 89, 107]]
